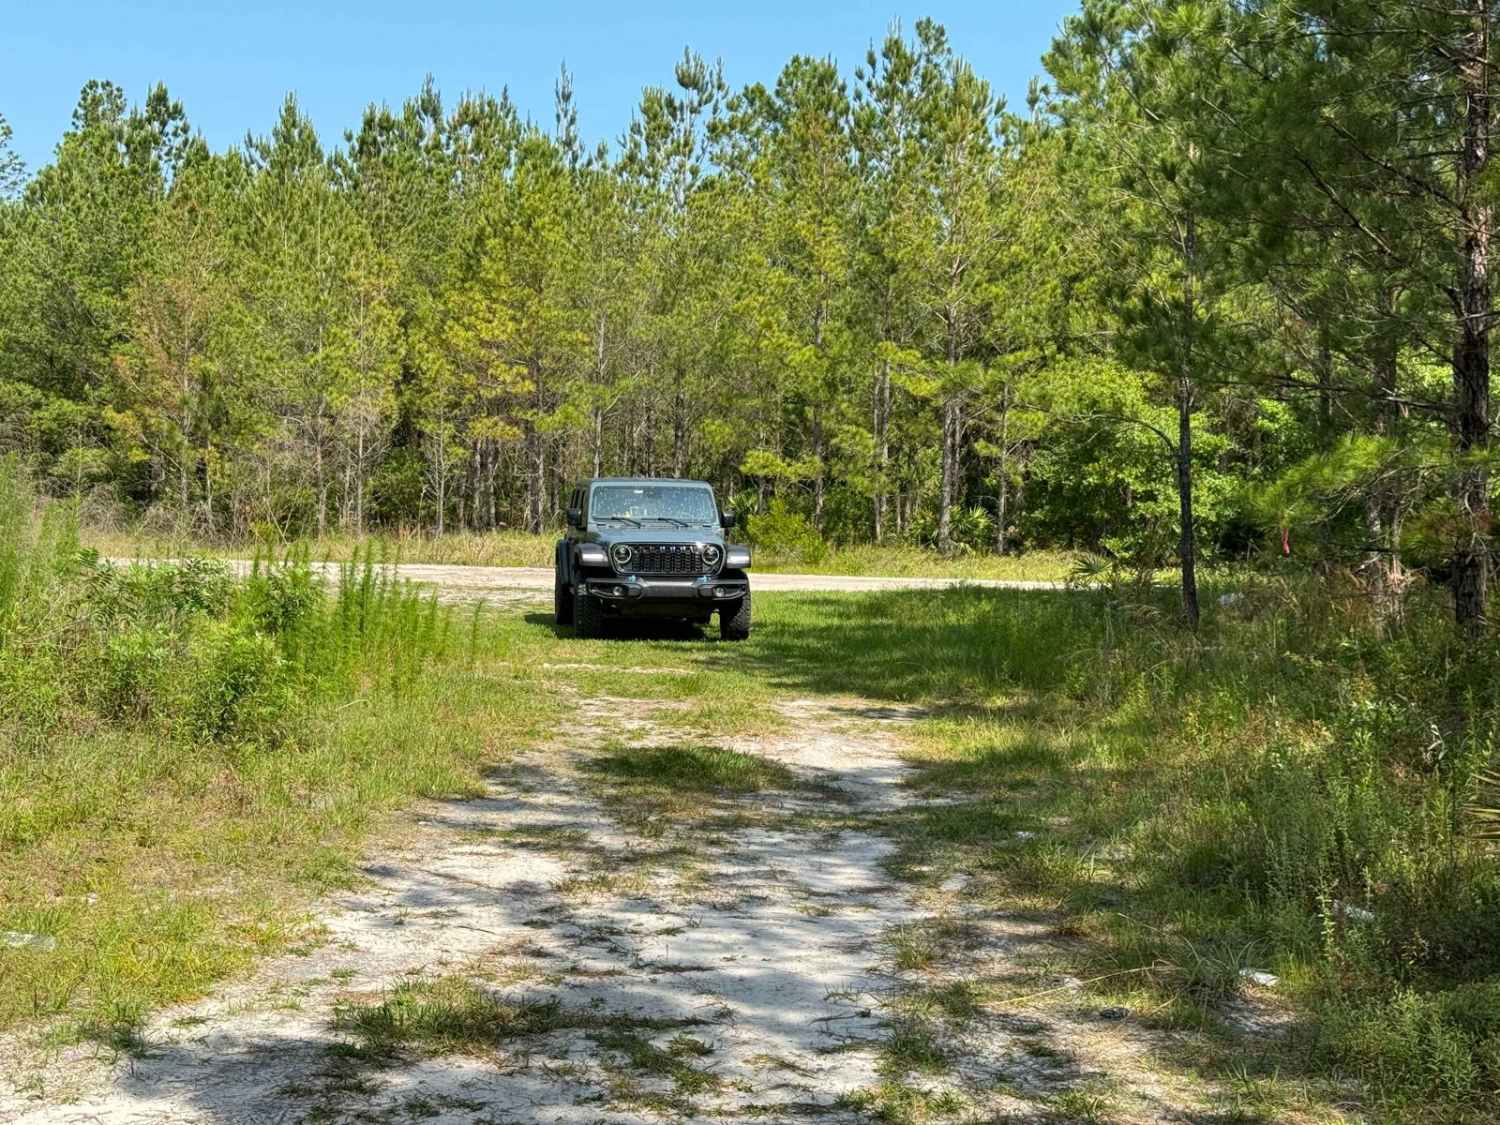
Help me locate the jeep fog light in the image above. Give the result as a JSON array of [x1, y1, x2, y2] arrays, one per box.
[[613, 585, 624, 596]]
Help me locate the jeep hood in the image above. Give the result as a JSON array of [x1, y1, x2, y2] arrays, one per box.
[[589, 526, 724, 545]]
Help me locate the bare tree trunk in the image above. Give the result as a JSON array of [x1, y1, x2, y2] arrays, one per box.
[[938, 398, 960, 555], [1317, 326, 1334, 430], [524, 358, 546, 534], [641, 398, 656, 477], [204, 445, 214, 536], [1176, 376, 1200, 629], [355, 426, 366, 534], [996, 380, 1012, 555], [812, 408, 826, 531], [1453, 1, 1493, 629], [524, 425, 544, 534], [672, 379, 688, 477], [1178, 207, 1201, 629], [594, 312, 608, 478], [937, 311, 962, 556], [1366, 326, 1405, 627], [873, 359, 890, 543], [315, 432, 327, 538], [997, 474, 1010, 556]]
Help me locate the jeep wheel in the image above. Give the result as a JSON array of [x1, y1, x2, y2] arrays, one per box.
[[554, 572, 574, 627], [720, 591, 751, 641], [574, 584, 605, 639]]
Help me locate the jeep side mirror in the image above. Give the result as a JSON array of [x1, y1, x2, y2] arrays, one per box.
[[721, 511, 738, 530], [566, 508, 582, 529]]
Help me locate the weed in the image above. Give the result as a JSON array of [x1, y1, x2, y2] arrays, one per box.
[[333, 975, 700, 1062], [586, 743, 797, 793], [1045, 1082, 1121, 1124], [878, 1017, 951, 1076], [0, 464, 558, 1034], [838, 1082, 966, 1123], [882, 918, 972, 973]]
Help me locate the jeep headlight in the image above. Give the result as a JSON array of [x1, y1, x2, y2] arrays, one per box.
[[610, 543, 633, 570], [701, 543, 723, 569]]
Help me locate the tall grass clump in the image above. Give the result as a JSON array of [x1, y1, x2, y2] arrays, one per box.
[[0, 461, 535, 1040], [1030, 579, 1500, 1116], [751, 577, 1500, 1117]]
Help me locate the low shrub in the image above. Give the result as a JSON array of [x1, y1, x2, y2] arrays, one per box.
[[744, 499, 827, 564], [0, 461, 506, 1037], [1319, 985, 1500, 1107], [184, 620, 289, 741]]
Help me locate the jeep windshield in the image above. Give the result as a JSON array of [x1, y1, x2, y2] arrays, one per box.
[[591, 484, 718, 526]]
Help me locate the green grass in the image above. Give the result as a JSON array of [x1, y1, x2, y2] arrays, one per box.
[[332, 975, 699, 1059], [0, 617, 558, 1040], [837, 1081, 967, 1124], [18, 467, 1500, 1119], [0, 464, 566, 1039], [334, 976, 722, 1112], [586, 743, 797, 793], [715, 582, 1499, 1121]]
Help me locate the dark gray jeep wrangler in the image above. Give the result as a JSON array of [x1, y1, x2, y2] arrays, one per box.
[[555, 477, 752, 640]]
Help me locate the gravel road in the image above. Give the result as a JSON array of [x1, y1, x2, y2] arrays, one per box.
[[117, 559, 1063, 604]]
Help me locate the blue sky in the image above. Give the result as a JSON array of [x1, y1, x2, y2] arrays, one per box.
[[2, 1, 1080, 173]]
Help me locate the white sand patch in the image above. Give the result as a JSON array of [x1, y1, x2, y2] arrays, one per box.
[[0, 696, 930, 1124]]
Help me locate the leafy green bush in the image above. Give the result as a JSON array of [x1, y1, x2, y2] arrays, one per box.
[[0, 462, 453, 751], [184, 620, 288, 741], [1319, 985, 1500, 1107], [83, 556, 235, 626], [906, 504, 994, 552], [744, 499, 826, 564], [97, 625, 173, 721]]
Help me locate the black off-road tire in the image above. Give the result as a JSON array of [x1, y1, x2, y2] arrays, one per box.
[[554, 570, 574, 627], [720, 590, 752, 641], [574, 584, 605, 639]]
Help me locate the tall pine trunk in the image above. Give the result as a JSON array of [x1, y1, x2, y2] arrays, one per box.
[[1177, 208, 1200, 629], [873, 358, 890, 544], [938, 398, 960, 556], [525, 358, 546, 535], [1453, 2, 1493, 629], [1176, 376, 1199, 629], [672, 379, 688, 477], [1366, 326, 1406, 627], [995, 380, 1012, 556], [812, 408, 826, 530], [937, 316, 960, 556]]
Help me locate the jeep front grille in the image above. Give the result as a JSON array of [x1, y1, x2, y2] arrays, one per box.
[[624, 543, 710, 576]]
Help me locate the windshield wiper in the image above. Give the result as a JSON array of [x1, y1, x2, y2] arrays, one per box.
[[645, 516, 691, 527], [599, 516, 641, 527]]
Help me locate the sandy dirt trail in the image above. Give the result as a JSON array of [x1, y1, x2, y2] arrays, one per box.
[[2, 587, 1263, 1124], [0, 678, 956, 1123]]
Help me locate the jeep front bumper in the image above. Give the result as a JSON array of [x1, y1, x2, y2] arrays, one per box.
[[585, 575, 749, 603]]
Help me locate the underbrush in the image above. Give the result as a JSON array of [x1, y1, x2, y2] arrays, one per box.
[[0, 462, 551, 1039], [742, 580, 1500, 1120]]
